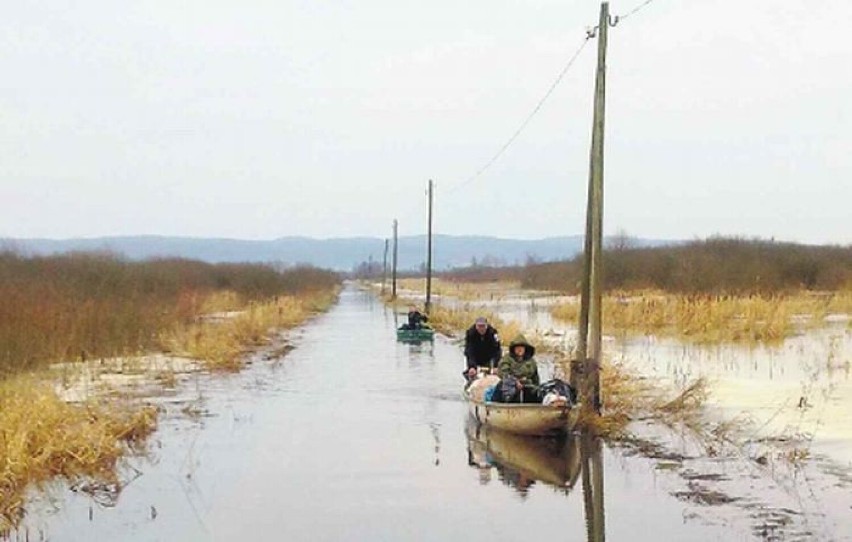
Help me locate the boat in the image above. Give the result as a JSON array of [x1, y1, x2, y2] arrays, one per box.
[[396, 325, 435, 342], [464, 383, 578, 436]]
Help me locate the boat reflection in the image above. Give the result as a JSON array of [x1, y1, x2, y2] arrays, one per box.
[[465, 420, 581, 495], [466, 421, 606, 541]]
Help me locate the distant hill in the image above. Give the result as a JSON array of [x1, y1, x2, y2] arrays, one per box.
[[1, 234, 671, 271]]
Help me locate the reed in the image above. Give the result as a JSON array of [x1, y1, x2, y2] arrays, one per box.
[[397, 278, 520, 302], [160, 290, 339, 371], [550, 290, 852, 343], [0, 376, 157, 534], [0, 251, 340, 375], [0, 252, 340, 531]]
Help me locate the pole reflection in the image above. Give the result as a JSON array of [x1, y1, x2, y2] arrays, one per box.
[[581, 434, 605, 542]]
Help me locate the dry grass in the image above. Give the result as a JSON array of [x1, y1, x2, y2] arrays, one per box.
[[0, 253, 341, 532], [409, 303, 522, 343], [0, 376, 157, 534], [551, 290, 852, 344], [396, 278, 519, 302], [160, 290, 338, 371], [199, 290, 243, 313]]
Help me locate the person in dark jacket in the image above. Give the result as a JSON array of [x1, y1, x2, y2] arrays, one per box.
[[463, 317, 501, 381], [402, 305, 428, 330]]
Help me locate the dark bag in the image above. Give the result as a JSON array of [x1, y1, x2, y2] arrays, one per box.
[[536, 378, 577, 404], [499, 375, 519, 403]]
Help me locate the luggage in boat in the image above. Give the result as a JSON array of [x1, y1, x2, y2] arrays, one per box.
[[536, 379, 577, 405], [466, 374, 500, 402]]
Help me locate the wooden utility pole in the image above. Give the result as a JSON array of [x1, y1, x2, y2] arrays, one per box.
[[381, 238, 389, 295], [425, 180, 434, 312], [391, 220, 399, 299], [574, 1, 609, 414]]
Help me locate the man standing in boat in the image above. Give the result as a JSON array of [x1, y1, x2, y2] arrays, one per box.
[[463, 317, 501, 381]]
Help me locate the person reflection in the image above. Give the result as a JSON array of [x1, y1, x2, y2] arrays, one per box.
[[466, 448, 494, 485], [494, 464, 536, 497]]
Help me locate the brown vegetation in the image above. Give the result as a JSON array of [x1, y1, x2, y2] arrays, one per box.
[[161, 290, 338, 370], [396, 277, 520, 302], [0, 251, 341, 532], [0, 376, 157, 533], [0, 251, 339, 375], [438, 237, 852, 295], [551, 290, 851, 343]]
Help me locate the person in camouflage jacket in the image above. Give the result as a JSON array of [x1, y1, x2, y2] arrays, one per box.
[[497, 334, 540, 402]]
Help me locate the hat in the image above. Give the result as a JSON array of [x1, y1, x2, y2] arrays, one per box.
[[474, 317, 487, 325]]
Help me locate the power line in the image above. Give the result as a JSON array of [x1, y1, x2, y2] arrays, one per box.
[[444, 35, 592, 195], [615, 0, 658, 23]]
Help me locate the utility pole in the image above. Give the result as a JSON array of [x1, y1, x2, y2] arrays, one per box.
[[425, 180, 434, 313], [381, 238, 389, 295], [391, 219, 399, 300], [574, 1, 610, 414]]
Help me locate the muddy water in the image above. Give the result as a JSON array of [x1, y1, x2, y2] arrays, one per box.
[[11, 286, 844, 541]]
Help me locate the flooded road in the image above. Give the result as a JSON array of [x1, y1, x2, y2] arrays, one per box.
[[12, 286, 849, 540]]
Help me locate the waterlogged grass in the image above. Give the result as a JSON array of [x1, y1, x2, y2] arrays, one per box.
[[396, 278, 520, 302], [0, 252, 341, 532], [0, 288, 339, 531], [551, 290, 852, 343], [0, 377, 157, 534], [161, 290, 339, 371]]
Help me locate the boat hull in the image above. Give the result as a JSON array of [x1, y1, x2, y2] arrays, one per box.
[[396, 327, 435, 342], [465, 391, 578, 436]]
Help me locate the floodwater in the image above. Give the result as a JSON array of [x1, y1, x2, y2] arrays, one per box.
[[453, 289, 852, 466], [10, 285, 852, 541]]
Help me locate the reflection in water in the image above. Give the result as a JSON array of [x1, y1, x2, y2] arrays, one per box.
[[431, 422, 441, 466], [402, 340, 434, 355], [465, 421, 607, 540], [466, 420, 581, 494], [581, 435, 605, 542]]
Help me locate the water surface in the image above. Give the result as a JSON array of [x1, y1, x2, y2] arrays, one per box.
[[12, 286, 847, 541]]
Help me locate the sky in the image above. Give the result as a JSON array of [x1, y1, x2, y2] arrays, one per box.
[[1, 0, 849, 245]]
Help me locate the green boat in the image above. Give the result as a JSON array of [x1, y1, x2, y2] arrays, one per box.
[[396, 326, 435, 342]]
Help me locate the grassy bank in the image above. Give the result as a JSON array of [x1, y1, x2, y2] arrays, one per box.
[[0, 251, 339, 375], [160, 289, 339, 370], [0, 376, 158, 532], [0, 251, 341, 533]]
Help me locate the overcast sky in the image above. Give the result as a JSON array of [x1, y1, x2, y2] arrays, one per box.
[[1, 0, 849, 244]]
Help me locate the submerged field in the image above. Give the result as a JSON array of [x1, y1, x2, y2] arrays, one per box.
[[4, 282, 850, 540], [0, 252, 340, 533], [384, 275, 852, 537]]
